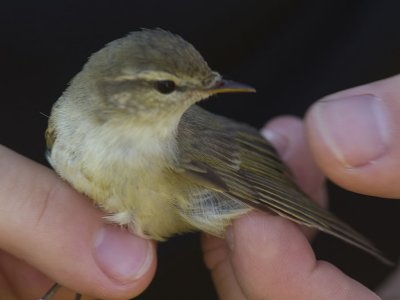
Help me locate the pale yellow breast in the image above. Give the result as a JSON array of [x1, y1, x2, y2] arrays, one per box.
[[49, 111, 193, 240]]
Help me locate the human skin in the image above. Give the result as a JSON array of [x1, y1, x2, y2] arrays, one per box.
[[2, 75, 400, 299]]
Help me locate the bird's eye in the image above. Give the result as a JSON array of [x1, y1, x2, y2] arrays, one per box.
[[154, 80, 176, 94]]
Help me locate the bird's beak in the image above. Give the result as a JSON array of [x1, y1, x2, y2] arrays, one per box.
[[206, 80, 256, 94]]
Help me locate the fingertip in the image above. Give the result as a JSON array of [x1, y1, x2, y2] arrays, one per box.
[[305, 76, 400, 198], [261, 115, 303, 159], [93, 225, 156, 285], [262, 116, 326, 208]]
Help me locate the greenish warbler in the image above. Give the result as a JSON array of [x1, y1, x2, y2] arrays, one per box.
[[42, 29, 391, 299]]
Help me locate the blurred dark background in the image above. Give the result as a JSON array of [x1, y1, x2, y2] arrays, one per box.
[[1, 0, 400, 299]]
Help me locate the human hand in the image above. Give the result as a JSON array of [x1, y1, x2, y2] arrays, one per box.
[[202, 75, 400, 300], [0, 145, 157, 299]]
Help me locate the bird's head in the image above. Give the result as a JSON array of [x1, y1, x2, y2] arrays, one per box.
[[68, 29, 254, 122]]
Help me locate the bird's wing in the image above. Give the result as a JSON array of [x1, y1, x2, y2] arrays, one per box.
[[176, 105, 391, 265]]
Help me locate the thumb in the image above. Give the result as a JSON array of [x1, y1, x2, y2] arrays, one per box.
[[0, 145, 156, 299], [305, 74, 400, 198]]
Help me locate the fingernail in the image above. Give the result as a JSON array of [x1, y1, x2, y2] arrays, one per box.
[[262, 129, 289, 157], [94, 225, 153, 283], [313, 94, 391, 167]]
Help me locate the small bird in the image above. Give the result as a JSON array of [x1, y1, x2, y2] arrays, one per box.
[[42, 28, 391, 298]]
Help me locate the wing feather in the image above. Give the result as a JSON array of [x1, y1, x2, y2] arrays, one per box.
[[176, 105, 392, 265]]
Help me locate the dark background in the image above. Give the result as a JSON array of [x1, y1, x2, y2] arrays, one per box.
[[2, 1, 400, 299]]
